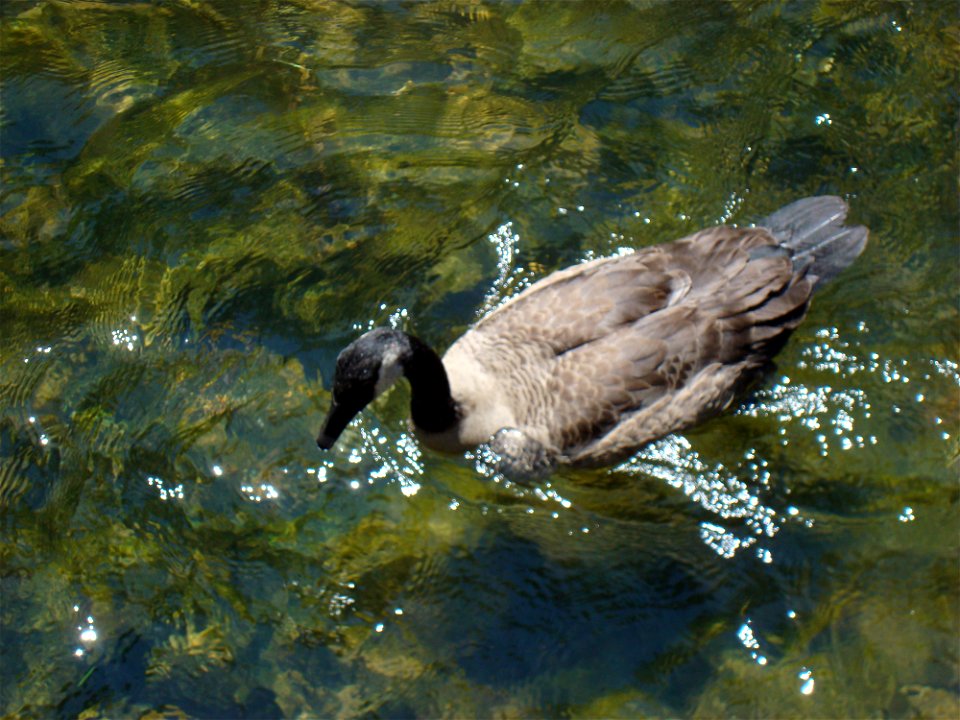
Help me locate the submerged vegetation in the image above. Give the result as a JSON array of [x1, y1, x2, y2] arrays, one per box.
[[1, 1, 957, 717]]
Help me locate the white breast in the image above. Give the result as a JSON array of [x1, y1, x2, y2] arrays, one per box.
[[413, 333, 517, 452]]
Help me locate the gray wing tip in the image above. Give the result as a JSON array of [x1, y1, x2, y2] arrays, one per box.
[[761, 195, 850, 233], [760, 196, 868, 286]]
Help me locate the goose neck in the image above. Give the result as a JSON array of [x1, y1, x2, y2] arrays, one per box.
[[403, 334, 459, 433]]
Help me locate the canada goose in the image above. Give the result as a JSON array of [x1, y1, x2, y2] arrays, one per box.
[[317, 196, 868, 479]]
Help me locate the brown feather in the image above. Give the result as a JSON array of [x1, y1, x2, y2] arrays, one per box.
[[451, 224, 813, 464]]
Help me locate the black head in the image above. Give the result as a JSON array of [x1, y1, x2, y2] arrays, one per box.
[[316, 328, 411, 449]]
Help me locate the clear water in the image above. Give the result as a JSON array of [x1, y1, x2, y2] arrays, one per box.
[[1, 1, 957, 718]]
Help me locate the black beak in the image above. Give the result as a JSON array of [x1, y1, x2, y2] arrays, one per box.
[[316, 399, 359, 450]]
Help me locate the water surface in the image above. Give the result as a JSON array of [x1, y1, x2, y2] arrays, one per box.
[[1, 1, 957, 718]]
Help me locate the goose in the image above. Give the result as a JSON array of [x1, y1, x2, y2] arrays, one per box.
[[317, 196, 868, 479]]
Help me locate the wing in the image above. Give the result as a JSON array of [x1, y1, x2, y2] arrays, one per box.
[[498, 225, 816, 461], [473, 248, 693, 354]]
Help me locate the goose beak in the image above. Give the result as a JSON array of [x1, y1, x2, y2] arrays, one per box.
[[316, 430, 338, 450], [316, 400, 356, 450]]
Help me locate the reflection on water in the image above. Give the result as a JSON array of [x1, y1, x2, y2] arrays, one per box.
[[479, 220, 532, 316], [620, 435, 784, 561], [73, 606, 99, 659], [357, 424, 423, 498], [737, 619, 769, 666], [146, 474, 183, 502], [2, 0, 957, 718]]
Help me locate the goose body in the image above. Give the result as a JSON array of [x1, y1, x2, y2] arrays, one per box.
[[318, 196, 868, 478]]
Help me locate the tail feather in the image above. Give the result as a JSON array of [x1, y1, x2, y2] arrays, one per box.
[[760, 196, 868, 286]]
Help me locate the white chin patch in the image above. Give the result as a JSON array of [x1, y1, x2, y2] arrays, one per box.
[[374, 346, 404, 396]]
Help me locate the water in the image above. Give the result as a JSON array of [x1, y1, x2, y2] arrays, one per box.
[[2, 1, 957, 718]]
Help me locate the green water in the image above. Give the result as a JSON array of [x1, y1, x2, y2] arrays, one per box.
[[1, 1, 957, 718]]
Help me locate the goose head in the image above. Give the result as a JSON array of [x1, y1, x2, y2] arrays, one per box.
[[317, 328, 410, 449]]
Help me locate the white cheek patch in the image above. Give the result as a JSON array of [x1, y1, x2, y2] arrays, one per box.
[[374, 345, 404, 396]]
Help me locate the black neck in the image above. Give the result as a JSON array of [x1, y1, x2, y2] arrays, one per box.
[[402, 334, 459, 433]]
